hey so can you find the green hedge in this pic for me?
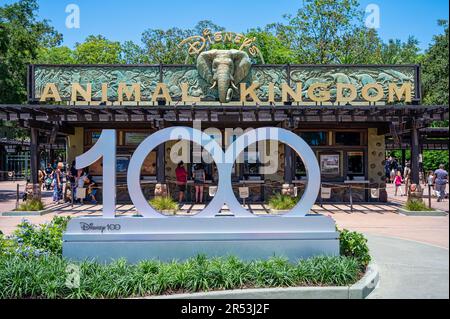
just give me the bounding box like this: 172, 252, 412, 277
2, 216, 71, 257
0, 254, 362, 299
0, 217, 371, 298
339, 229, 371, 270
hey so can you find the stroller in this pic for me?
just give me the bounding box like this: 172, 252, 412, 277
44, 175, 53, 190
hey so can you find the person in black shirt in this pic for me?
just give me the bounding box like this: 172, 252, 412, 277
84, 174, 98, 204
64, 161, 78, 203
45, 163, 53, 176
68, 161, 77, 184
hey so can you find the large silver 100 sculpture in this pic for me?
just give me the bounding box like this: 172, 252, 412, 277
66, 127, 338, 263
76, 127, 321, 218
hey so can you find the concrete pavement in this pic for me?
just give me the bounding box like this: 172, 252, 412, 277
325, 212, 449, 249
0, 180, 55, 213
366, 234, 449, 299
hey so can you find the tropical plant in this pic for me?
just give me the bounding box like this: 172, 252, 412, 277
149, 196, 178, 213
404, 199, 433, 212
17, 198, 44, 211
268, 193, 299, 210
388, 149, 448, 172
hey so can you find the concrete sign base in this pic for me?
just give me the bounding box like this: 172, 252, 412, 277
63, 215, 340, 263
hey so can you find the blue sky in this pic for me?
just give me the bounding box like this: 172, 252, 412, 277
1, 0, 448, 52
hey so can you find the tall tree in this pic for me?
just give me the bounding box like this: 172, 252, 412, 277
36, 46, 75, 64
422, 20, 449, 106
141, 27, 193, 64
378, 36, 421, 64
246, 28, 295, 64
0, 0, 61, 103
338, 27, 381, 64
74, 35, 122, 64
193, 20, 225, 36
121, 40, 147, 64
275, 0, 369, 63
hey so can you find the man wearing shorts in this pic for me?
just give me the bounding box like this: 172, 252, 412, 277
434, 164, 448, 202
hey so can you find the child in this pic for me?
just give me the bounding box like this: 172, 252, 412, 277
427, 171, 435, 186
394, 171, 404, 196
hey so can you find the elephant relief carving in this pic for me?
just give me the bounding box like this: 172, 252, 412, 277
197, 49, 251, 103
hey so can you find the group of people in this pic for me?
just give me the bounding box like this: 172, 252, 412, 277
67, 161, 98, 204
390, 159, 411, 197
38, 162, 64, 202
175, 161, 208, 204
387, 155, 448, 201
385, 156, 402, 185
37, 161, 97, 204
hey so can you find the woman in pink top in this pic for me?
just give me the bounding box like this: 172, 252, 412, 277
175, 161, 188, 204
394, 171, 404, 196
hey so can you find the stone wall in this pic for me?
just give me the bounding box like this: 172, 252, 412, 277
367, 128, 387, 201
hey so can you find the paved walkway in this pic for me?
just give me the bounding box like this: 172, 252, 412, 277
0, 202, 401, 235
325, 212, 449, 249
366, 234, 449, 299
0, 180, 55, 212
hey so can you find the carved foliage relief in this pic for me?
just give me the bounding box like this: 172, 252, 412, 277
33, 65, 416, 103
289, 66, 416, 101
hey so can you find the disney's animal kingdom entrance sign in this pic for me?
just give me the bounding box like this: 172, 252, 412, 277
31, 31, 419, 106
63, 127, 339, 262
33, 63, 418, 105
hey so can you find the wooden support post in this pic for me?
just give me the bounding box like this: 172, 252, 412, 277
30, 127, 41, 199
16, 183, 19, 210
411, 120, 420, 186
401, 149, 406, 173
428, 184, 432, 208
349, 185, 353, 213
284, 144, 294, 184
157, 143, 165, 183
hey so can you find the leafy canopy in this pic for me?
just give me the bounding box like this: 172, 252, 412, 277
0, 0, 61, 103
